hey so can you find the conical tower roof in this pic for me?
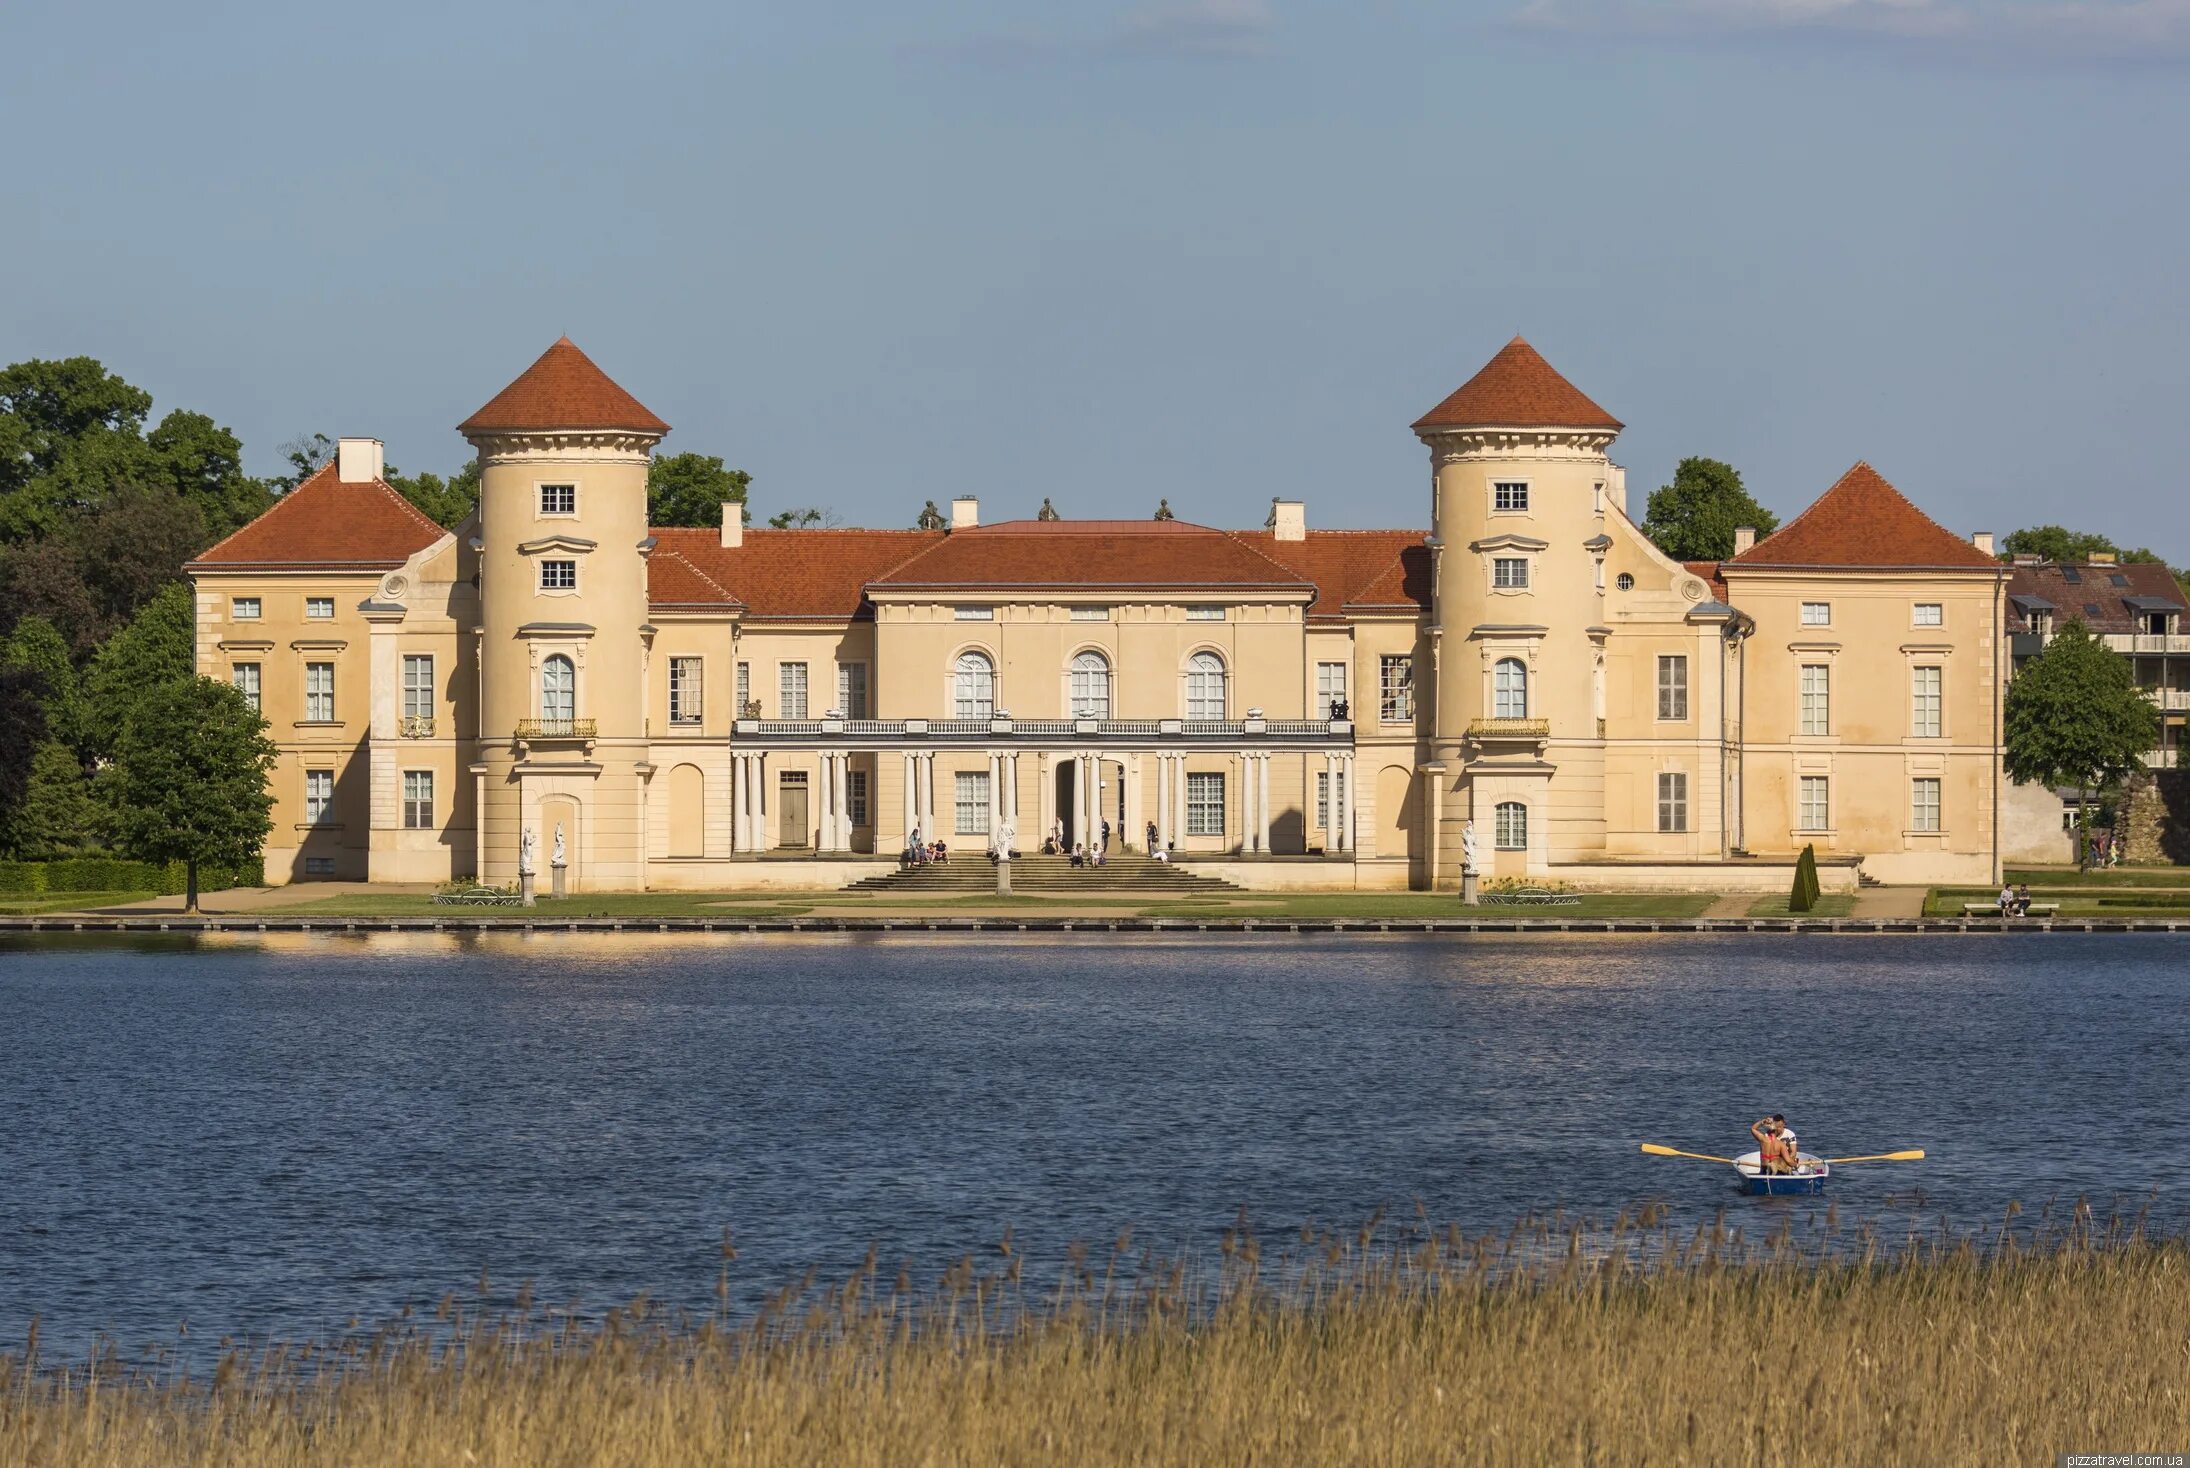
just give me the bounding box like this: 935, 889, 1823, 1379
1413, 336, 1622, 431
459, 337, 669, 436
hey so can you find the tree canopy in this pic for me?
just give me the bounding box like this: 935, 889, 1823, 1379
767, 506, 839, 529
2003, 618, 2160, 821
108, 675, 277, 910
1640, 457, 1779, 562
82, 582, 196, 757
386, 458, 480, 529
648, 453, 752, 528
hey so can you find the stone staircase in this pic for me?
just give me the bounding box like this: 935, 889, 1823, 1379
843, 850, 1240, 896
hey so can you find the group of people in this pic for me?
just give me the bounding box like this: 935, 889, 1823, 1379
2086, 827, 2125, 869
1749, 1114, 1806, 1175
899, 830, 950, 866
1995, 883, 2036, 916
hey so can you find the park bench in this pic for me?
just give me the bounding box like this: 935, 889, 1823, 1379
1480, 887, 1582, 907
433, 885, 524, 907
1959, 901, 2060, 917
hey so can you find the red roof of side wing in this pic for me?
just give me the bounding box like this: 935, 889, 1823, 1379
185, 462, 449, 571
1727, 463, 1999, 571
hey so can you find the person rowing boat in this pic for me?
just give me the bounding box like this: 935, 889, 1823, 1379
1750, 1113, 1801, 1174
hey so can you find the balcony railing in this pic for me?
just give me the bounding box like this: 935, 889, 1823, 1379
2148, 688, 2190, 711
1467, 717, 1552, 739
2103, 633, 2190, 654
729, 715, 1354, 744
513, 718, 597, 740
398, 714, 436, 738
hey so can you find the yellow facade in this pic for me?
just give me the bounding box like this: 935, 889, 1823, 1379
190, 338, 2007, 892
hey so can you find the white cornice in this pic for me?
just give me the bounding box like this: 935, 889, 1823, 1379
466, 430, 658, 463
1418, 427, 1618, 463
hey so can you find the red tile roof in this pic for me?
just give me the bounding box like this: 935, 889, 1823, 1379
868, 520, 1310, 594
648, 527, 943, 618
1238, 530, 1431, 617
459, 337, 669, 436
1413, 336, 1623, 432
1684, 560, 1729, 602
186, 462, 449, 572
1727, 462, 2000, 572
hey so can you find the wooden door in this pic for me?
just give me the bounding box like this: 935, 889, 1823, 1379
779, 774, 810, 849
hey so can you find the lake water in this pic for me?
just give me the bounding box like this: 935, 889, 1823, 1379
1, 932, 2184, 1358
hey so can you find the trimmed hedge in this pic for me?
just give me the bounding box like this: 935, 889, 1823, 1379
0, 856, 266, 896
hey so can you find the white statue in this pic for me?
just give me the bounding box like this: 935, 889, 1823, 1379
519, 827, 536, 877
551, 823, 567, 868
1461, 819, 1482, 876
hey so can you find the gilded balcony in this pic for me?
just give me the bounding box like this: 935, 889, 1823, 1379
398, 714, 436, 738
1467, 717, 1551, 740
514, 718, 597, 740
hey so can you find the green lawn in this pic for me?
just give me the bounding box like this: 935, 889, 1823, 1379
279, 892, 816, 918
1745, 892, 1858, 918
0, 891, 157, 916
1926, 884, 2190, 918
1159, 892, 1718, 921
2004, 867, 2190, 889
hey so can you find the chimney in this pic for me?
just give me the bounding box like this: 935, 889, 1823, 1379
1268, 497, 1306, 542
1732, 525, 1756, 556
951, 496, 979, 530
336, 437, 384, 484
2090, 550, 2116, 565
1971, 530, 1995, 557
720, 500, 743, 549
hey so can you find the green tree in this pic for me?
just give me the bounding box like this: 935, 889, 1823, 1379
0, 665, 43, 845
767, 506, 838, 528
107, 676, 276, 911
647, 453, 751, 528
146, 409, 267, 533
1641, 457, 1780, 562
2003, 618, 2161, 865
0, 357, 157, 540
1999, 526, 2122, 563
269, 432, 334, 493
1788, 843, 1821, 914
1, 616, 82, 750
82, 582, 195, 757
386, 458, 480, 529
6, 739, 99, 858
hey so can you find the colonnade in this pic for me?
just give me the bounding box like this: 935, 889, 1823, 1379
731, 751, 767, 852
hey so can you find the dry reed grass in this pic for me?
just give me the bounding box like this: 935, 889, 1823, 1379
5, 1209, 2185, 1467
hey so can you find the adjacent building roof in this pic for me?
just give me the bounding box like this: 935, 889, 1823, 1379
1684, 560, 1730, 603
1726, 462, 1999, 572
2004, 560, 2185, 634
1240, 529, 1432, 618
865, 520, 1311, 595
647, 528, 942, 618
1412, 336, 1623, 432
186, 462, 449, 572
459, 337, 670, 437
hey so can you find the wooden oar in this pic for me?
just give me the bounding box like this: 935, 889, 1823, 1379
1823, 1149, 1926, 1164
1640, 1143, 1737, 1164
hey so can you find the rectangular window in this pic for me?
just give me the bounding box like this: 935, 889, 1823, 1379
305, 662, 334, 722
836, 662, 868, 718
539, 483, 576, 515
953, 606, 993, 621
305, 597, 334, 620
1186, 772, 1225, 835
402, 655, 434, 721
1185, 606, 1225, 621
1798, 776, 1830, 831
669, 657, 703, 725
232, 597, 260, 620
1495, 802, 1528, 850
1316, 661, 1348, 719
1911, 777, 1941, 832
540, 560, 576, 591
1380, 655, 1414, 723
1069, 606, 1110, 621
1911, 665, 1942, 737
1799, 664, 1829, 736
1492, 557, 1530, 589
1316, 771, 1346, 831
778, 662, 809, 719
1913, 602, 1943, 627
736, 661, 752, 717
1492, 481, 1529, 512
232, 662, 261, 712
1800, 601, 1831, 626
955, 771, 991, 835
305, 769, 334, 824
1657, 655, 1689, 720
303, 856, 335, 877
848, 769, 869, 828
1657, 772, 1689, 833
402, 770, 433, 829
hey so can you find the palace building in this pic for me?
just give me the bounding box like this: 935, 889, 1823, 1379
186, 336, 2008, 891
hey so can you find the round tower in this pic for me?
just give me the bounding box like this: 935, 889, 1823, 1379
1412, 337, 1622, 885
460, 338, 669, 891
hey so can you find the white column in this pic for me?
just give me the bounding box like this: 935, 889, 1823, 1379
1341, 753, 1355, 853
1124, 754, 1140, 848
1005, 753, 1019, 843
1257, 754, 1272, 855
1037, 752, 1053, 850
902, 751, 917, 845
834, 753, 851, 852
1080, 753, 1095, 850
1173, 756, 1187, 848
1237, 752, 1252, 854
985, 752, 999, 847
1323, 752, 1338, 851
743, 754, 758, 853
730, 755, 745, 853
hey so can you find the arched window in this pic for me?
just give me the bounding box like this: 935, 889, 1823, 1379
1493, 658, 1528, 719
541, 655, 575, 723
1070, 651, 1111, 718
1495, 801, 1528, 851
954, 650, 994, 718
1185, 651, 1227, 721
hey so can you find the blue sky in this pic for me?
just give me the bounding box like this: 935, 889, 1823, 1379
5, 0, 2185, 554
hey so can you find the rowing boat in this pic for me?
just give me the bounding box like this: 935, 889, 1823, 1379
1733, 1150, 1829, 1196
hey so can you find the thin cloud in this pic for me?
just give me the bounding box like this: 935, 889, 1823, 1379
1511, 0, 2190, 63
